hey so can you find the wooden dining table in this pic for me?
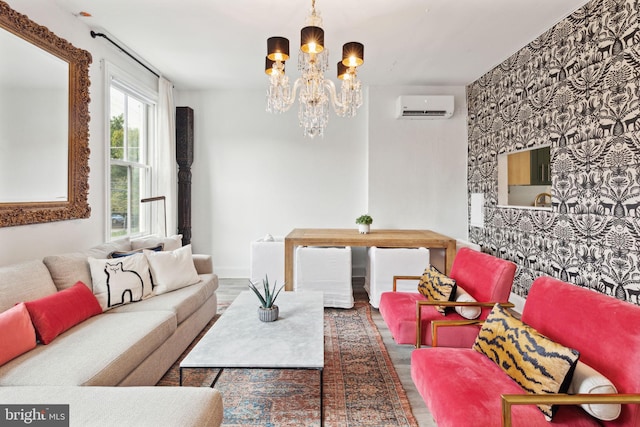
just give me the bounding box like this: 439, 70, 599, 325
284, 228, 457, 291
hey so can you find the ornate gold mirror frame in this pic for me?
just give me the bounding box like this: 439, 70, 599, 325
0, 1, 91, 227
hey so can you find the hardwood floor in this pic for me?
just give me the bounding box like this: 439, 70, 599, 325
216, 277, 437, 427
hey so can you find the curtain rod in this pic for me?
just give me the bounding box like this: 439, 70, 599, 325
90, 30, 160, 78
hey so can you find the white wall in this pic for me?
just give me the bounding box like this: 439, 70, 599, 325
367, 86, 469, 239
176, 89, 369, 277
0, 1, 469, 275
177, 85, 469, 278
0, 0, 156, 266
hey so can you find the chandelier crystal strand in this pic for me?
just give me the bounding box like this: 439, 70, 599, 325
298, 49, 329, 138
267, 62, 290, 113
264, 0, 364, 138
339, 74, 362, 118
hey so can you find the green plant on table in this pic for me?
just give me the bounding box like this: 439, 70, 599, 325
355, 214, 373, 225
248, 275, 284, 309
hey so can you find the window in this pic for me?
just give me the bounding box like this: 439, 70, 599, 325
108, 80, 155, 238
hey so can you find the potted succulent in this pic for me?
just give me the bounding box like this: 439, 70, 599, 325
356, 214, 373, 234
248, 275, 284, 322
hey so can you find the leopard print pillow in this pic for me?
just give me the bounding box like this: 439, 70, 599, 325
473, 304, 580, 420
417, 265, 457, 315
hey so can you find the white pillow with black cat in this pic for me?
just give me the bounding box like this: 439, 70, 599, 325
88, 253, 154, 311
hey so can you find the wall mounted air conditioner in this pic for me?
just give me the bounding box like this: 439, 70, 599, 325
396, 95, 454, 119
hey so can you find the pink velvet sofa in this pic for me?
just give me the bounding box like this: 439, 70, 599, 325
378, 247, 516, 347
411, 276, 640, 426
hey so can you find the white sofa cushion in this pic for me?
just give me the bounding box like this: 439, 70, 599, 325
0, 386, 223, 427
0, 260, 57, 313
85, 237, 132, 258
0, 311, 176, 386
43, 239, 132, 292
109, 275, 217, 324
132, 234, 183, 251
43, 253, 93, 291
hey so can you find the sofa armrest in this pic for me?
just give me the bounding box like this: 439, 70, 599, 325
192, 254, 213, 275
431, 319, 485, 347
415, 301, 514, 348
501, 393, 640, 427
392, 275, 421, 291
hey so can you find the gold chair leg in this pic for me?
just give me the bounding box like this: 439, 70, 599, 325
415, 303, 422, 348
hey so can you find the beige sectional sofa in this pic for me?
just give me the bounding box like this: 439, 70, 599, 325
0, 236, 223, 426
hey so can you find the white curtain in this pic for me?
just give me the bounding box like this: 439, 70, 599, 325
155, 77, 177, 236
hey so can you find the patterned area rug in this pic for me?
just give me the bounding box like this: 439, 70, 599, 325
157, 301, 418, 427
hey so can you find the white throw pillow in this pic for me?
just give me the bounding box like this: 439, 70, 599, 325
568, 361, 621, 421
88, 253, 154, 311
454, 287, 481, 319
132, 234, 183, 252
144, 244, 200, 295
86, 237, 131, 258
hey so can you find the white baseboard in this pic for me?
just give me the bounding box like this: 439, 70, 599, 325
216, 267, 249, 279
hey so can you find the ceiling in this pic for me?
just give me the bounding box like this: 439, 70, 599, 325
55, 0, 589, 91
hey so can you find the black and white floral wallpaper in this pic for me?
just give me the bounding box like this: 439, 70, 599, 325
467, 0, 640, 305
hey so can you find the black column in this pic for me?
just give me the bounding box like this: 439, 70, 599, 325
176, 106, 194, 245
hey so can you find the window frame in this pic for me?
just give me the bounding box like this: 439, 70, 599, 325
497, 144, 552, 210
104, 61, 158, 240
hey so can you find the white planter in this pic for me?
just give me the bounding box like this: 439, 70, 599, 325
258, 305, 279, 322
358, 224, 370, 234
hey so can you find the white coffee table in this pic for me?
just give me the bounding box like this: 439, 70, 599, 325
180, 290, 325, 424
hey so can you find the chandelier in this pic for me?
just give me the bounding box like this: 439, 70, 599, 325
264, 0, 365, 138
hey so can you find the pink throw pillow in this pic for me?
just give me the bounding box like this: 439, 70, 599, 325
25, 281, 102, 344
0, 303, 36, 365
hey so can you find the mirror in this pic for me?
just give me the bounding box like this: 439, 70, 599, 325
0, 1, 91, 227
498, 145, 552, 208
0, 28, 68, 202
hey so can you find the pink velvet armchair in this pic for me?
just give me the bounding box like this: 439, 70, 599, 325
378, 247, 516, 347
411, 277, 640, 426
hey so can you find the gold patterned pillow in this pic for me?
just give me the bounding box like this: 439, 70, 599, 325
417, 265, 457, 315
473, 304, 580, 420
